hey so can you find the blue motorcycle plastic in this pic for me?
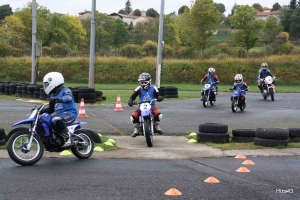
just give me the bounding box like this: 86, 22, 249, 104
230, 88, 246, 112
7, 104, 94, 166
201, 82, 216, 107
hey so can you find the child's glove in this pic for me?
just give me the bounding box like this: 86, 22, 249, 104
128, 99, 133, 107
157, 96, 163, 102
49, 98, 60, 105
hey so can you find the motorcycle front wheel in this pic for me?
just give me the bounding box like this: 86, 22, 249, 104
144, 118, 153, 147
231, 99, 238, 112
203, 94, 208, 107
71, 129, 94, 159
7, 130, 44, 166
269, 88, 274, 101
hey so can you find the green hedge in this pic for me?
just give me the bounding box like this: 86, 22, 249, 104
0, 55, 300, 85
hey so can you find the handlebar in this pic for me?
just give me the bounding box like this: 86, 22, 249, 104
133, 99, 157, 105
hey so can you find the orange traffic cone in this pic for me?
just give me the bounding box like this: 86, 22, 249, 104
236, 167, 250, 173
204, 176, 220, 184
78, 98, 88, 118
164, 188, 182, 196
235, 154, 246, 159
114, 94, 124, 112
242, 160, 255, 165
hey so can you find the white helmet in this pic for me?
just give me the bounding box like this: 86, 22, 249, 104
43, 72, 64, 95
208, 68, 215, 76
234, 74, 243, 85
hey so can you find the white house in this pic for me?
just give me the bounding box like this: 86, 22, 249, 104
132, 16, 155, 26
108, 13, 139, 25
78, 11, 91, 20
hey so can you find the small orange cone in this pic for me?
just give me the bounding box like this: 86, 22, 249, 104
236, 167, 250, 173
204, 176, 220, 184
242, 160, 255, 165
164, 188, 182, 196
78, 98, 88, 118
235, 154, 246, 159
114, 94, 124, 112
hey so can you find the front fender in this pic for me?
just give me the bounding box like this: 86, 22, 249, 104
12, 118, 35, 127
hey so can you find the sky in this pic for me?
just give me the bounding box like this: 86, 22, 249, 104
1, 0, 291, 16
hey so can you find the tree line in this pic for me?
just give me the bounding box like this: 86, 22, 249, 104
0, 0, 299, 58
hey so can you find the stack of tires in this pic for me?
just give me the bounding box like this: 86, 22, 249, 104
164, 86, 178, 98
0, 82, 8, 95
0, 128, 6, 146
27, 84, 37, 99
95, 90, 105, 101
78, 87, 96, 104
197, 123, 229, 143
254, 128, 289, 147
8, 83, 17, 95
34, 85, 43, 99
22, 84, 28, 98
288, 128, 300, 143
232, 129, 256, 142
39, 88, 48, 100
158, 87, 165, 97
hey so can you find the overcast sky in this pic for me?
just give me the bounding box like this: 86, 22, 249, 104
1, 0, 290, 16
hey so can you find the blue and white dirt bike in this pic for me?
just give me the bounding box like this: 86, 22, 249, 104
133, 99, 157, 147
229, 88, 247, 113
7, 104, 94, 166
201, 82, 216, 107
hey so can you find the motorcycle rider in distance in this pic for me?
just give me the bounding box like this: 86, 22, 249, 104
257, 62, 276, 93
230, 74, 249, 102
200, 68, 220, 101
40, 72, 78, 147
128, 72, 164, 137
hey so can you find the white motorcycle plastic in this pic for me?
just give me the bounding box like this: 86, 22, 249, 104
261, 76, 276, 101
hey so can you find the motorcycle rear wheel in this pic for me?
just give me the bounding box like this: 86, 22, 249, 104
7, 130, 44, 166
144, 118, 153, 147
71, 129, 94, 159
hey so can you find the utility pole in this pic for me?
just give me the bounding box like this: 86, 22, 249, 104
88, 0, 96, 88
31, 0, 37, 84
155, 0, 165, 88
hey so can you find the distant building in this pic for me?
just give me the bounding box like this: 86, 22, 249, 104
108, 13, 139, 25
132, 16, 155, 26
256, 7, 281, 20
79, 10, 91, 20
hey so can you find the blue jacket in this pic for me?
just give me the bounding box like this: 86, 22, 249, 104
233, 82, 248, 95
258, 69, 274, 80
50, 87, 78, 119
129, 85, 159, 106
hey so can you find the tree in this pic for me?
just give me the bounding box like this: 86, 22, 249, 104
215, 3, 226, 13
230, 5, 265, 57
179, 0, 221, 54
289, 0, 297, 9
280, 5, 294, 32
124, 0, 132, 14
178, 5, 190, 14
133, 9, 141, 16
289, 7, 300, 36
0, 4, 13, 21
252, 3, 264, 12
146, 8, 159, 18
118, 9, 126, 14
272, 3, 282, 11
263, 16, 283, 43
168, 11, 177, 16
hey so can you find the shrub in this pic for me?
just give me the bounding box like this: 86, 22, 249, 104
163, 44, 175, 58
142, 40, 157, 57
50, 43, 70, 57
120, 44, 142, 58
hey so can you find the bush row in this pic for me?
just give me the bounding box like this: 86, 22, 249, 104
1, 55, 300, 85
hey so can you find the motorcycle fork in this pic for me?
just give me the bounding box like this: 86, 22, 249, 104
26, 118, 39, 150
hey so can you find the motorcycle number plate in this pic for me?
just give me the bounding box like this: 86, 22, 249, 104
205, 84, 210, 88
140, 103, 151, 111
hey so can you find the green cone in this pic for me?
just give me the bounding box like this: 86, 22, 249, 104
189, 132, 197, 136
60, 150, 72, 156
104, 141, 114, 146
98, 133, 102, 137
107, 139, 116, 144
188, 139, 197, 143
94, 146, 104, 152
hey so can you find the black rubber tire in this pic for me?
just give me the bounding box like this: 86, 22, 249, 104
81, 129, 102, 143
199, 123, 228, 133
164, 95, 178, 98
164, 86, 178, 91
81, 98, 96, 104
27, 84, 37, 91
165, 91, 178, 95
78, 93, 96, 99
144, 118, 153, 147
71, 129, 94, 159
0, 128, 6, 140
100, 96, 106, 100
256, 128, 289, 140
232, 136, 255, 142
291, 137, 300, 142
95, 90, 103, 97
254, 137, 288, 147
6, 127, 28, 142
158, 87, 165, 92
197, 132, 229, 143
288, 128, 300, 138
0, 139, 5, 146
269, 88, 274, 101
78, 88, 95, 93
7, 130, 44, 166
232, 129, 256, 137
